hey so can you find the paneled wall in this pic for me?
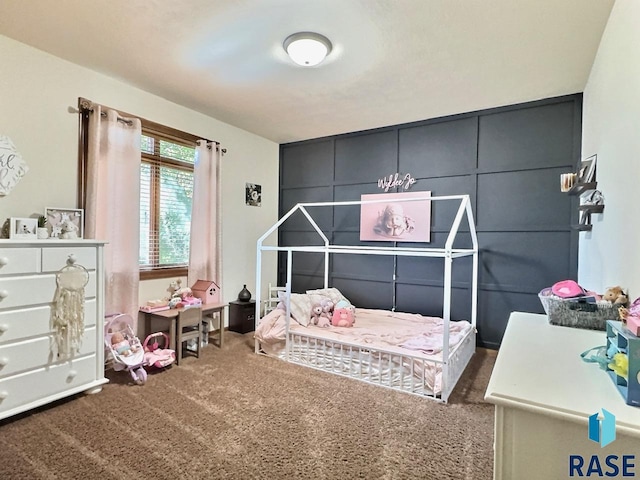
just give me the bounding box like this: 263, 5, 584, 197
279, 95, 581, 348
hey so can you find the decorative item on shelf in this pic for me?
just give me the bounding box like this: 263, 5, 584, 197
9, 217, 37, 239
45, 207, 84, 239
36, 215, 48, 239
560, 173, 576, 192
237, 284, 252, 302
578, 154, 597, 184
583, 190, 605, 206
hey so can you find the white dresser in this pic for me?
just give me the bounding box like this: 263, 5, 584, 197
485, 312, 640, 480
0, 240, 108, 420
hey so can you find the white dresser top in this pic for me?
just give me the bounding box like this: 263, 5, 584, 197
485, 311, 640, 437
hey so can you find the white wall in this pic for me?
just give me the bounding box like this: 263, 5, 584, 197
0, 35, 279, 320
580, 0, 640, 298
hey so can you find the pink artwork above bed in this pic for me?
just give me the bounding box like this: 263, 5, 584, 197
360, 191, 431, 242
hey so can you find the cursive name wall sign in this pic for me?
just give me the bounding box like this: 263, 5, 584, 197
0, 135, 29, 196
377, 173, 416, 192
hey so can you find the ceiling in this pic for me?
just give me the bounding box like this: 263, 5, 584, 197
0, 0, 614, 144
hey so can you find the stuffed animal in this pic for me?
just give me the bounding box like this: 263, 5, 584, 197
320, 298, 334, 321
603, 286, 629, 306
59, 219, 79, 239
332, 307, 355, 327
310, 304, 323, 326
335, 299, 356, 323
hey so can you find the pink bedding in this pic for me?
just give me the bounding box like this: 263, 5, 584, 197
255, 307, 472, 359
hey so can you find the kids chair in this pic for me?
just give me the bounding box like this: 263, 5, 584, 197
175, 306, 202, 365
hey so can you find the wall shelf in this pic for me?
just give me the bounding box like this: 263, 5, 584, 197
578, 204, 604, 214
568, 182, 597, 196
565, 180, 603, 231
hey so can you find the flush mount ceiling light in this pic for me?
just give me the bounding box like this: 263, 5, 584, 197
283, 32, 332, 67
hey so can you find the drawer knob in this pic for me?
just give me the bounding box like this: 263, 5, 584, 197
0, 257, 8, 266
0, 391, 7, 400
0, 290, 8, 299
67, 254, 77, 265
68, 370, 78, 379
0, 357, 7, 367
0, 324, 8, 333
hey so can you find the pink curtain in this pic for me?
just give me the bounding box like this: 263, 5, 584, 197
85, 107, 142, 321
188, 140, 222, 290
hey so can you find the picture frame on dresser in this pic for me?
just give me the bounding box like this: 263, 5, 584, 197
45, 207, 84, 239
9, 217, 37, 239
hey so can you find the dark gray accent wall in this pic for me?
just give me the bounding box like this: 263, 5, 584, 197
278, 95, 581, 349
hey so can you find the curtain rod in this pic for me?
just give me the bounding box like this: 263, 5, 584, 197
77, 97, 226, 154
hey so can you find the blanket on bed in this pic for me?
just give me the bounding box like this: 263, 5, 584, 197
255, 307, 472, 358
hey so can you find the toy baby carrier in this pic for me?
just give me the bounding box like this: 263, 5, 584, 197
104, 313, 147, 385
143, 332, 176, 369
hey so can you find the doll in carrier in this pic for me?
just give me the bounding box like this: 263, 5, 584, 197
104, 313, 147, 385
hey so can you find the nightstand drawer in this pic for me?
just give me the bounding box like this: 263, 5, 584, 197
0, 248, 41, 275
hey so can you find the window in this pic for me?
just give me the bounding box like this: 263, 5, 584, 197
139, 130, 196, 279
77, 100, 202, 280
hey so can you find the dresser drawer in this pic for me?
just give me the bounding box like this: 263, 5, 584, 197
0, 326, 97, 378
0, 300, 97, 344
0, 355, 97, 415
0, 248, 41, 275
0, 272, 96, 310
42, 247, 96, 272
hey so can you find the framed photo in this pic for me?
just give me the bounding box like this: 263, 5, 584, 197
45, 207, 84, 239
9, 217, 37, 239
360, 191, 431, 242
578, 155, 597, 184
246, 183, 262, 207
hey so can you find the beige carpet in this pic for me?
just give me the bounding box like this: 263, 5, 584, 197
0, 333, 496, 479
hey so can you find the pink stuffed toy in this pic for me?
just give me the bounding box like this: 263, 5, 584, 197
331, 307, 355, 327
310, 303, 330, 328
320, 298, 334, 321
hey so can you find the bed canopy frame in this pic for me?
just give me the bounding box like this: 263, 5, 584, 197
254, 194, 478, 402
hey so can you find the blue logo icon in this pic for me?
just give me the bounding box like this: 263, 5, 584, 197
588, 408, 616, 447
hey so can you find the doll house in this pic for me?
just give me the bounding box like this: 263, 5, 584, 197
191, 280, 221, 305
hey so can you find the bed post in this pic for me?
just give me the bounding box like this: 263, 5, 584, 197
255, 240, 262, 354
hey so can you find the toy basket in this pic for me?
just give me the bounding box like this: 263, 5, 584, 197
538, 288, 620, 330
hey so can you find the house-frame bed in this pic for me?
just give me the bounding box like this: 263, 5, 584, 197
254, 194, 478, 403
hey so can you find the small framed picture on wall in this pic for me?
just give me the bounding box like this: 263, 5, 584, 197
246, 183, 262, 207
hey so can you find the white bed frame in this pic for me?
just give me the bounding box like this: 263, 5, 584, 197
254, 194, 478, 403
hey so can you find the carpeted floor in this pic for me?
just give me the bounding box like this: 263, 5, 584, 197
0, 332, 496, 479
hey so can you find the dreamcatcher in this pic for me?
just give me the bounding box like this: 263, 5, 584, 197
51, 255, 89, 357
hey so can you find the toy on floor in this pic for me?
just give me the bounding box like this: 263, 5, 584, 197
105, 314, 147, 385
143, 332, 176, 369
